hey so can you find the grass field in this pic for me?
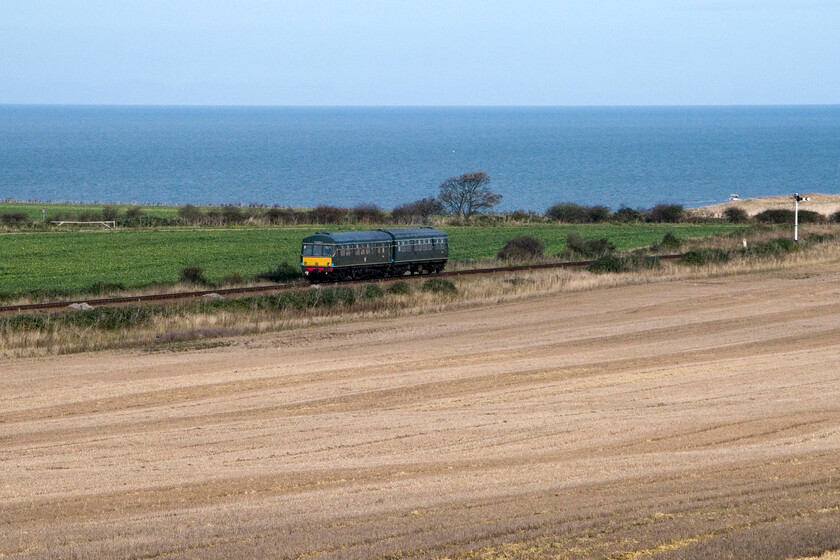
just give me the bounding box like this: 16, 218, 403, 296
0, 224, 745, 298
0, 201, 182, 220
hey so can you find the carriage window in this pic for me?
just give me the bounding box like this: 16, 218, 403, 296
302, 244, 314, 256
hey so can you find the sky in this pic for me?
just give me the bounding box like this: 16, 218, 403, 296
1, 0, 838, 106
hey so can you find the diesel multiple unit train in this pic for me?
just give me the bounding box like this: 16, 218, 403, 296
300, 227, 448, 281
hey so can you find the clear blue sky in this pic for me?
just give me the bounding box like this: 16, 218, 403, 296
1, 0, 838, 106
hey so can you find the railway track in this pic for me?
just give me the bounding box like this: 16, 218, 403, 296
0, 254, 684, 315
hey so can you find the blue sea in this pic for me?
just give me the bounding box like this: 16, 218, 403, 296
1, 105, 838, 211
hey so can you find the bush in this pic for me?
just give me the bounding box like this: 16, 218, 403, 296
309, 205, 349, 224
179, 266, 207, 285
723, 207, 749, 223
613, 206, 645, 223
361, 284, 385, 300
101, 205, 121, 221
830, 211, 840, 224
680, 248, 730, 265
178, 204, 205, 224
659, 232, 681, 251
124, 206, 144, 221
647, 203, 684, 223
78, 210, 101, 222
392, 198, 443, 224
742, 237, 797, 257
564, 234, 615, 259
255, 263, 302, 282
352, 204, 386, 224
588, 254, 660, 274
422, 278, 457, 295
386, 281, 411, 295
587, 205, 613, 223
753, 209, 793, 224
265, 207, 300, 225
546, 202, 590, 223
221, 205, 245, 224
497, 236, 545, 260
1, 212, 31, 225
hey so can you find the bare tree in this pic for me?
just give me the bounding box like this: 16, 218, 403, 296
438, 171, 501, 218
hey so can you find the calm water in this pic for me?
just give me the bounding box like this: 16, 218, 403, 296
1, 105, 838, 211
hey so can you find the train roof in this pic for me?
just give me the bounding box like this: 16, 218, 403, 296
302, 230, 392, 244
302, 227, 446, 244
382, 227, 447, 240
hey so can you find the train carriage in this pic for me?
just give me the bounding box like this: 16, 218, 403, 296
301, 227, 447, 282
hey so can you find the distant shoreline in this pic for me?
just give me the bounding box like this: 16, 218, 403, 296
688, 193, 840, 218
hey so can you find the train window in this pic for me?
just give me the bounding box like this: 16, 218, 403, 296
302, 244, 314, 256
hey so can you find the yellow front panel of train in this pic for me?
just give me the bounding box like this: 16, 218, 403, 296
302, 257, 332, 267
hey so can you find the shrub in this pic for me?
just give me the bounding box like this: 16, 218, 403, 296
221, 205, 245, 224
386, 281, 411, 295
1, 212, 31, 225
422, 278, 457, 295
587, 205, 613, 223
497, 236, 545, 260
830, 210, 840, 224
178, 204, 205, 224
320, 286, 356, 307
179, 266, 207, 285
362, 284, 385, 300
101, 205, 121, 221
613, 206, 645, 223
647, 203, 684, 223
564, 234, 615, 259
392, 198, 443, 224
743, 237, 797, 257
309, 205, 349, 224
255, 263, 302, 282
753, 209, 793, 224
352, 204, 386, 224
265, 207, 300, 225
680, 248, 730, 265
588, 254, 660, 274
546, 202, 590, 223
723, 207, 749, 223
78, 210, 101, 222
797, 210, 825, 224
124, 206, 144, 221
659, 232, 681, 251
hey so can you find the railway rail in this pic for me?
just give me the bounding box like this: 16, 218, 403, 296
0, 254, 684, 316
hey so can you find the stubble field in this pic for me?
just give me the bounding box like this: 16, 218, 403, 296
2, 265, 840, 559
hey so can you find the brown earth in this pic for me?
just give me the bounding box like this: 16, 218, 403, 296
2, 267, 840, 559
689, 192, 840, 218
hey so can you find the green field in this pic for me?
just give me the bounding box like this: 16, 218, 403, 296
1, 201, 182, 221
0, 224, 744, 298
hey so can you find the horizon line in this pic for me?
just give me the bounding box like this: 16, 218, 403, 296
2, 102, 839, 109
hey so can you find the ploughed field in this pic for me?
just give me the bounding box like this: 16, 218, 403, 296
2, 267, 840, 559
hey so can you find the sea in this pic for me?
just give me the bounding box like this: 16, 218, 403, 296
1, 105, 838, 212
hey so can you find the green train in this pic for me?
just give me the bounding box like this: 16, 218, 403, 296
300, 227, 448, 282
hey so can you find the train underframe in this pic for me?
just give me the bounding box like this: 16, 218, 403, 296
305, 260, 447, 283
